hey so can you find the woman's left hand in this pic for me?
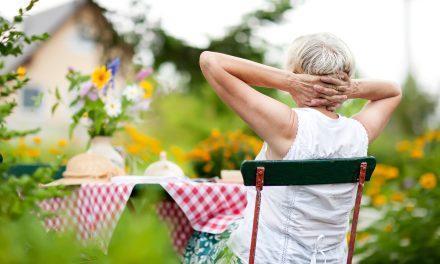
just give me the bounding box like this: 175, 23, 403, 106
289, 73, 350, 110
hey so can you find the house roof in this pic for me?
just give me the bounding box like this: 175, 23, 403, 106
2, 0, 131, 73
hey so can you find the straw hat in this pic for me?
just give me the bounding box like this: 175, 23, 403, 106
144, 151, 185, 178
43, 153, 124, 187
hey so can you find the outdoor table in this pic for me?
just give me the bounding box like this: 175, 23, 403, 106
39, 176, 247, 253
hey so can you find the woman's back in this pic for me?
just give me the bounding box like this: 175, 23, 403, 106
228, 107, 369, 264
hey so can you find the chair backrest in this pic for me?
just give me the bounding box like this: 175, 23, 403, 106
241, 156, 376, 186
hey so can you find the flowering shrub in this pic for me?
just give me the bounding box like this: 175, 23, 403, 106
0, 1, 71, 228
53, 61, 155, 138
187, 130, 262, 178
122, 125, 162, 173
358, 129, 440, 262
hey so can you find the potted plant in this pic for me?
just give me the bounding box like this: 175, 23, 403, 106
53, 59, 155, 168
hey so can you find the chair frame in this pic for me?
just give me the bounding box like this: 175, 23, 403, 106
241, 158, 374, 264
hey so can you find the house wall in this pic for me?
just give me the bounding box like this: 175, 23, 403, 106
7, 5, 112, 148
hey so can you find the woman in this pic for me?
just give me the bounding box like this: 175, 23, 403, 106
184, 33, 401, 263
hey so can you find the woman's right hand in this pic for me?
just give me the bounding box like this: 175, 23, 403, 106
287, 73, 349, 110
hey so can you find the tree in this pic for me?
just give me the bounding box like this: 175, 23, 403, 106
393, 74, 438, 136
112, 0, 292, 89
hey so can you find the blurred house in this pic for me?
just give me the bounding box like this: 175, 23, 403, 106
4, 0, 133, 143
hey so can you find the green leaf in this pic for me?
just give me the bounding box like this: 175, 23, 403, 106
55, 86, 61, 100
51, 102, 59, 114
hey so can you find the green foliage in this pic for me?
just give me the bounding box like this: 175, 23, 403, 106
392, 74, 437, 136
0, 164, 67, 221
358, 131, 440, 263
0, 0, 74, 255
0, 0, 48, 141
0, 191, 179, 263
117, 0, 291, 89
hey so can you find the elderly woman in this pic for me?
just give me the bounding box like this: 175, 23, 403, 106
184, 33, 401, 264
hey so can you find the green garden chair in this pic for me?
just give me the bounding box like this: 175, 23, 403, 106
240, 157, 376, 264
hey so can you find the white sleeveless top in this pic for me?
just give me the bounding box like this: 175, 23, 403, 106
228, 108, 369, 264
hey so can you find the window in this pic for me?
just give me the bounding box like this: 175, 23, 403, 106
69, 22, 95, 53
22, 86, 42, 110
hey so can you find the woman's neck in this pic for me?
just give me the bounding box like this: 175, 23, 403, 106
308, 106, 339, 119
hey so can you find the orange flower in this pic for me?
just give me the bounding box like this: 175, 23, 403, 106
211, 129, 221, 138
419, 173, 437, 189
410, 149, 423, 159
127, 144, 141, 154
203, 163, 213, 173
391, 192, 404, 202
385, 167, 399, 179
396, 140, 411, 152
372, 194, 387, 207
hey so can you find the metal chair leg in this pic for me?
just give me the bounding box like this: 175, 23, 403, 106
249, 167, 265, 264
347, 162, 367, 264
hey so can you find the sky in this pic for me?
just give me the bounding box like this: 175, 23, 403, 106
1, 0, 440, 94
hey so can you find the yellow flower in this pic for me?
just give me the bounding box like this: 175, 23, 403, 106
419, 173, 437, 189
384, 224, 393, 233
33, 136, 42, 145
18, 137, 26, 148
396, 140, 411, 152
16, 66, 26, 77
49, 148, 61, 155
385, 167, 399, 179
372, 194, 387, 207
414, 137, 425, 148
410, 148, 424, 159
391, 192, 404, 202
91, 66, 111, 89
366, 184, 380, 196
26, 148, 40, 158
57, 139, 68, 148
140, 80, 154, 98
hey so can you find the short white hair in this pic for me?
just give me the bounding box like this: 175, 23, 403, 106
286, 33, 355, 77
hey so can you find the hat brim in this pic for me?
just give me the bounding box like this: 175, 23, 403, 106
41, 177, 109, 187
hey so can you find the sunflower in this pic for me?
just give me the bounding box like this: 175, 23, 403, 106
91, 66, 111, 89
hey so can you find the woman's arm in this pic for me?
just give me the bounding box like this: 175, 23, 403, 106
199, 51, 347, 158
322, 77, 402, 143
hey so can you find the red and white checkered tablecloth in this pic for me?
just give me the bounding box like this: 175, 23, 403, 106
156, 200, 195, 254
162, 181, 247, 234
40, 183, 134, 250
40, 179, 247, 252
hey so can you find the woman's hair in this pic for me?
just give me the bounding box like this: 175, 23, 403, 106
286, 33, 355, 77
